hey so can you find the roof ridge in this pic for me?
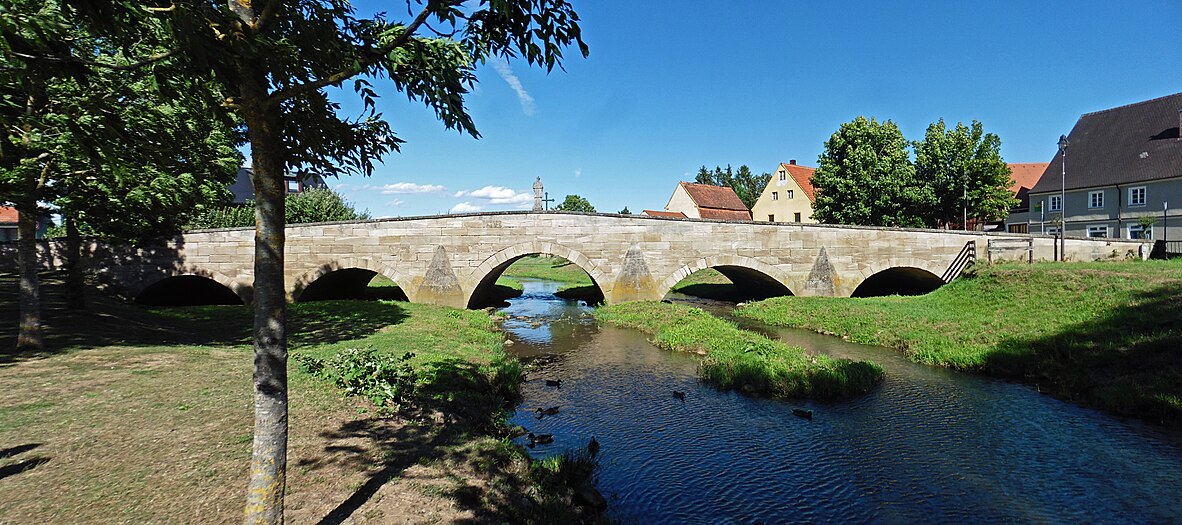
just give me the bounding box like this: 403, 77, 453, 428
1079, 91, 1182, 117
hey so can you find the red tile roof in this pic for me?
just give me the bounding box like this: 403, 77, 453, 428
698, 208, 754, 221
1007, 163, 1048, 194
679, 182, 748, 211
642, 210, 687, 218
780, 163, 818, 202
0, 207, 18, 224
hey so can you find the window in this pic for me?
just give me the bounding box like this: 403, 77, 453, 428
1049, 195, 1062, 212
793, 212, 802, 222
767, 214, 774, 222
1128, 224, 1148, 239
286, 179, 300, 192
1087, 225, 1108, 238
1089, 190, 1104, 209
1008, 223, 1028, 233
779, 171, 786, 182
786, 190, 794, 199
772, 191, 778, 201
1129, 186, 1146, 207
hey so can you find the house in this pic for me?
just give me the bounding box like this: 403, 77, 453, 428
641, 210, 688, 218
750, 160, 817, 223
1027, 92, 1182, 239
229, 167, 329, 204
1002, 163, 1049, 233
663, 182, 752, 220
0, 206, 52, 240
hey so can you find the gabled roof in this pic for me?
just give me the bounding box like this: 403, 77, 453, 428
1007, 163, 1048, 211
1029, 92, 1182, 193
0, 206, 18, 224
679, 182, 747, 211
642, 210, 687, 218
779, 162, 817, 202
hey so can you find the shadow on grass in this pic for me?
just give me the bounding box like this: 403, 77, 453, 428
0, 271, 406, 364
988, 283, 1182, 426
308, 356, 531, 524
0, 456, 50, 480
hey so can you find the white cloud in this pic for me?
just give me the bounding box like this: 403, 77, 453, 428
574, 168, 582, 178
377, 182, 446, 194
454, 185, 532, 205
491, 59, 536, 116
450, 202, 482, 213
386, 199, 405, 207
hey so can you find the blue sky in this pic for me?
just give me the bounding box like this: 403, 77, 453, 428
314, 0, 1182, 218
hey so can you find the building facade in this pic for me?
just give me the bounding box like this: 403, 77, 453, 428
229, 167, 329, 204
663, 182, 752, 220
750, 160, 817, 223
1027, 92, 1182, 240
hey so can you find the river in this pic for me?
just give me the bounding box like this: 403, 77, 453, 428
502, 278, 1182, 524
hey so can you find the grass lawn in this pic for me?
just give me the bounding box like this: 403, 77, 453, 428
736, 260, 1182, 426
0, 272, 599, 523
501, 255, 594, 288
595, 301, 882, 399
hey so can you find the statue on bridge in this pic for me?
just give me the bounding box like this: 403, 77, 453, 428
533, 177, 544, 211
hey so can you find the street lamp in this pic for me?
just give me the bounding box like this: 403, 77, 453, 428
962, 173, 968, 231
1058, 134, 1069, 260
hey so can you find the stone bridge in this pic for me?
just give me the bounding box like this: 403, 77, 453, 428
6, 212, 1149, 307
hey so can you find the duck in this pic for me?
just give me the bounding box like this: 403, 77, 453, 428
587, 436, 600, 457
528, 433, 554, 446
545, 379, 562, 388
672, 390, 686, 402
535, 406, 561, 419
792, 408, 813, 420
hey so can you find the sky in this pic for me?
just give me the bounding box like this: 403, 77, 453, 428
300, 0, 1182, 218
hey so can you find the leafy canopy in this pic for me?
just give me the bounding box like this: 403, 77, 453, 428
913, 119, 1016, 227
694, 164, 769, 210
555, 194, 595, 212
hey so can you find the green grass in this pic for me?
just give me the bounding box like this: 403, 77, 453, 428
502, 255, 595, 288
736, 260, 1182, 426
595, 301, 882, 399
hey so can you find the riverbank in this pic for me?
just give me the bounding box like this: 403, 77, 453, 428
736, 260, 1182, 427
0, 272, 600, 523
595, 301, 882, 399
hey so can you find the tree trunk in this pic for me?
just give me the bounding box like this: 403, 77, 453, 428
241, 83, 289, 525
64, 212, 84, 309
15, 196, 43, 351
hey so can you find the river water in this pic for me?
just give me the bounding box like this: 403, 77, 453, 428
502, 279, 1182, 524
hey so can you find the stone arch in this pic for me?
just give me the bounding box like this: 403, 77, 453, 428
135, 266, 251, 305
465, 241, 611, 308
288, 257, 406, 302
849, 261, 947, 298
657, 255, 795, 299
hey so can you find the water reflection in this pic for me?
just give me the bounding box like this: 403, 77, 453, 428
504, 280, 1182, 524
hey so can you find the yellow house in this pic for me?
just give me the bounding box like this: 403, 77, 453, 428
750, 160, 817, 223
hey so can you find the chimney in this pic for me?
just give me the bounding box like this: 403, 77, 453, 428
789, 159, 797, 165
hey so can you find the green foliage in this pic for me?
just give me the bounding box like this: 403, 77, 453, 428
297, 348, 417, 414
554, 194, 595, 212
737, 260, 1182, 425
913, 119, 1017, 227
187, 188, 369, 229
618, 206, 631, 214
811, 116, 930, 227
694, 164, 769, 210
596, 302, 882, 399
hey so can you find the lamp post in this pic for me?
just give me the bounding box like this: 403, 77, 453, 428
1058, 134, 1069, 260
962, 173, 968, 231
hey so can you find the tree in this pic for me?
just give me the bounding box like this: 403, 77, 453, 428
60, 2, 586, 522
913, 119, 1016, 229
618, 206, 631, 214
0, 1, 239, 340
810, 116, 932, 227
556, 194, 595, 212
187, 188, 370, 229
693, 164, 769, 209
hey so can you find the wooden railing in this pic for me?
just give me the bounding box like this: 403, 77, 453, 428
941, 240, 976, 283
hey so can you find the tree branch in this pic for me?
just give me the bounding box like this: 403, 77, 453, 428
11, 48, 182, 71
264, 2, 448, 105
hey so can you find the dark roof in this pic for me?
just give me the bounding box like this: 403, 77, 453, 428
679, 182, 749, 211
1029, 92, 1182, 194
642, 210, 687, 218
